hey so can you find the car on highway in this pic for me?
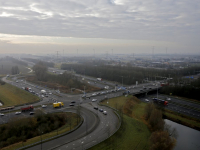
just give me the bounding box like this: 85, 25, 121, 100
71, 101, 76, 103
49, 92, 52, 95
31, 91, 35, 94
69, 104, 74, 106
0, 113, 4, 116
15, 112, 21, 115
99, 109, 103, 112
30, 112, 35, 115
42, 105, 47, 108
16, 80, 18, 83
82, 95, 86, 98
103, 111, 107, 115
92, 93, 97, 96
167, 97, 171, 100
145, 99, 149, 102
41, 95, 44, 98
22, 87, 25, 90
92, 99, 97, 102
94, 106, 98, 110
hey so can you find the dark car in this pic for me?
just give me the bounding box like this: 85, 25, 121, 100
30, 112, 35, 115
94, 106, 98, 110
71, 101, 76, 103
99, 109, 103, 112
69, 104, 74, 106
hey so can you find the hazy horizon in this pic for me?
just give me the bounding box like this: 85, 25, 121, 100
0, 0, 199, 54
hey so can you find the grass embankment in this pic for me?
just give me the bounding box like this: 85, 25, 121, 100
90, 96, 151, 150
163, 109, 200, 130
0, 83, 40, 107
2, 112, 81, 150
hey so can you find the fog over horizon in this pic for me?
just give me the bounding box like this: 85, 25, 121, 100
0, 0, 199, 54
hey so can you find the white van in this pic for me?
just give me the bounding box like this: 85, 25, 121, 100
103, 111, 107, 115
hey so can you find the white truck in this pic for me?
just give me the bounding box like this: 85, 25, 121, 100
97, 78, 102, 81
41, 90, 46, 94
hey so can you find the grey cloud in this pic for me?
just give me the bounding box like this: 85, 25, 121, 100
0, 0, 199, 52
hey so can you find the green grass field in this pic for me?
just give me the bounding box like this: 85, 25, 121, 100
0, 60, 29, 75
0, 83, 39, 107
164, 110, 200, 129
101, 96, 147, 120
90, 115, 150, 150
90, 96, 150, 150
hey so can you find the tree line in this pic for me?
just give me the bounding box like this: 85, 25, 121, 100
11, 66, 20, 75
61, 63, 200, 85
22, 58, 55, 67
32, 62, 90, 90
160, 78, 200, 100
0, 56, 28, 66
145, 103, 177, 150
0, 112, 69, 149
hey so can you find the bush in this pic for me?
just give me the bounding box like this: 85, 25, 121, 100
144, 102, 155, 120
0, 79, 5, 85
0, 112, 69, 149
148, 109, 164, 131
150, 131, 176, 150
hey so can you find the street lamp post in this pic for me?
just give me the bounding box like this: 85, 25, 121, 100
82, 141, 84, 150
38, 129, 43, 150
122, 76, 123, 87
157, 84, 158, 99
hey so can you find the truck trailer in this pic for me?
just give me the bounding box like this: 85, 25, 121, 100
53, 102, 64, 108
21, 105, 34, 112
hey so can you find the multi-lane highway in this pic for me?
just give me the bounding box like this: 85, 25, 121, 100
1, 59, 200, 150
140, 94, 200, 119
1, 75, 121, 150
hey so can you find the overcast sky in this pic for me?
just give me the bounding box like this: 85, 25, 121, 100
0, 0, 199, 54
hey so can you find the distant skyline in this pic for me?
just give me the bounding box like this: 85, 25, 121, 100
0, 0, 200, 54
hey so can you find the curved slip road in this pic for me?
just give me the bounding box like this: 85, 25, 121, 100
50, 103, 120, 150
25, 104, 99, 150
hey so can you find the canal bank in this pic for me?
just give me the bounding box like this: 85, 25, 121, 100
165, 119, 200, 150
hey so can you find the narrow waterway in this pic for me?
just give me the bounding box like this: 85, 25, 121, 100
165, 119, 200, 150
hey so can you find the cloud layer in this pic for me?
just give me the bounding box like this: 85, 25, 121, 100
0, 0, 199, 53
